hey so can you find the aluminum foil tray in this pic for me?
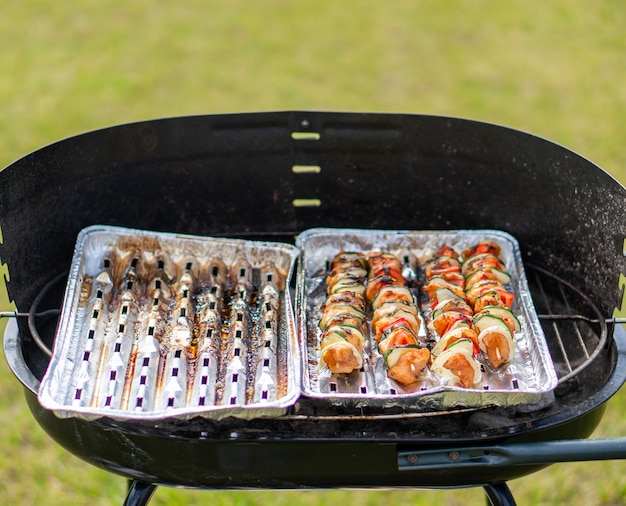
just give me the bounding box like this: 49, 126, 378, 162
39, 225, 300, 421
295, 228, 558, 410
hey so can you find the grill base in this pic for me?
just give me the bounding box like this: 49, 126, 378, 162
8, 317, 623, 491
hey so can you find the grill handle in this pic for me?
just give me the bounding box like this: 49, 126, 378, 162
398, 438, 626, 471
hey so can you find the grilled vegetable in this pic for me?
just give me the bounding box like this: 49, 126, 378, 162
473, 313, 515, 368
370, 285, 415, 311
461, 242, 517, 367
371, 304, 421, 341
431, 342, 482, 388
368, 251, 429, 385
318, 251, 368, 374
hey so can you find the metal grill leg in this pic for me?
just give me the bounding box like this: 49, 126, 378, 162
124, 480, 157, 506
484, 482, 516, 506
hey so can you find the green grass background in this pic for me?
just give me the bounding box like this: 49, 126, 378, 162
1, 1, 625, 504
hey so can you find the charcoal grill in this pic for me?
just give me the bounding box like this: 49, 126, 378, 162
1, 111, 626, 506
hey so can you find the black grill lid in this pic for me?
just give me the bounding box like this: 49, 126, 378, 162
1, 112, 623, 322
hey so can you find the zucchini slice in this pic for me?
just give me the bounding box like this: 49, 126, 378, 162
473, 313, 513, 338
383, 343, 420, 368
476, 306, 521, 333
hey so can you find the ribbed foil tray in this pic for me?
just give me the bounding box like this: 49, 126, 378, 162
38, 226, 300, 421
295, 228, 558, 410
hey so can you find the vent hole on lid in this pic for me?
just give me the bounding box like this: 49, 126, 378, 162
143, 357, 150, 367
110, 370, 117, 381
82, 351, 90, 361
92, 309, 99, 319
483, 385, 490, 390
329, 382, 337, 392
203, 357, 210, 367
88, 329, 95, 339
292, 198, 322, 208
201, 376, 208, 385
240, 268, 246, 278
198, 396, 206, 406
212, 266, 219, 276
360, 386, 367, 394
263, 358, 270, 367
292, 164, 322, 174
186, 262, 193, 270
261, 390, 269, 399
131, 258, 139, 267
114, 342, 121, 353
136, 398, 143, 408
158, 260, 164, 269
180, 308, 186, 317
172, 368, 179, 377
512, 379, 519, 389
148, 326, 155, 336
96, 290, 103, 299
232, 373, 239, 383
105, 396, 112, 406
155, 280, 161, 289
183, 289, 189, 298
234, 348, 241, 357
174, 350, 182, 358
103, 259, 110, 268
118, 324, 125, 333
230, 396, 237, 405
167, 397, 175, 407
153, 298, 159, 306
291, 131, 320, 140
390, 388, 397, 395
122, 305, 128, 315
140, 375, 147, 385
74, 389, 82, 400
236, 330, 242, 339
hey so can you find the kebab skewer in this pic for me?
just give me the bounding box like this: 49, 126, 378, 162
318, 252, 368, 374
425, 241, 518, 383
462, 241, 518, 368
367, 252, 430, 385
424, 245, 482, 388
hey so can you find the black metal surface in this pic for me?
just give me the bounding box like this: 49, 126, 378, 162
397, 436, 626, 471
8, 321, 622, 489
1, 112, 626, 492
1, 112, 624, 322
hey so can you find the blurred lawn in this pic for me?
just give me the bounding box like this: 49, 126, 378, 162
1, 1, 625, 505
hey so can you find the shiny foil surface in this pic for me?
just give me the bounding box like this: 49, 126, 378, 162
295, 228, 558, 411
38, 226, 300, 421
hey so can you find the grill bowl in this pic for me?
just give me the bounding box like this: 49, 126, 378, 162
2, 111, 625, 489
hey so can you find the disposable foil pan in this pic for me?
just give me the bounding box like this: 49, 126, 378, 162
38, 225, 300, 421
295, 228, 558, 410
